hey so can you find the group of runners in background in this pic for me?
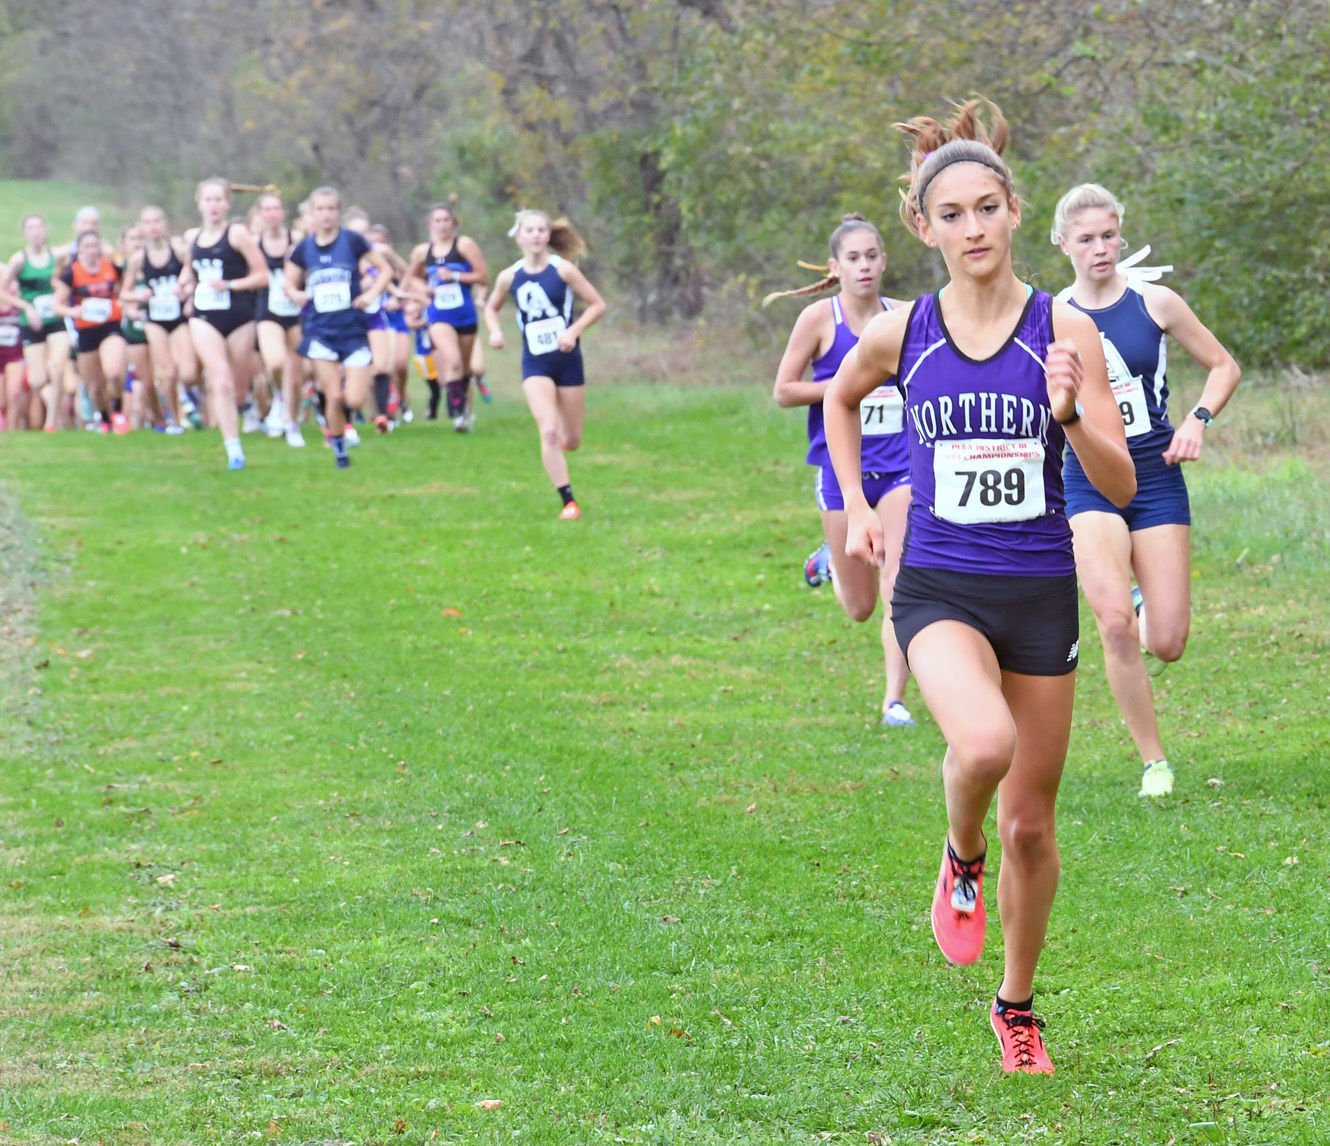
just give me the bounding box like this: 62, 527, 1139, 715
0, 184, 605, 514
770, 98, 1239, 1074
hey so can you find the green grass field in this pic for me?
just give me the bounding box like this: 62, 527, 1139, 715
0, 180, 139, 249
1, 342, 1327, 1145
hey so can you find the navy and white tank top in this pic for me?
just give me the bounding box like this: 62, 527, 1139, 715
191, 226, 253, 315
1065, 285, 1171, 464
510, 255, 576, 358
805, 295, 906, 475
288, 227, 372, 342
426, 239, 477, 326
897, 289, 1072, 577
142, 243, 184, 325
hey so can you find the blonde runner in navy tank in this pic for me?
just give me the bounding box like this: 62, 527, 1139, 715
1051, 182, 1240, 797
483, 210, 607, 519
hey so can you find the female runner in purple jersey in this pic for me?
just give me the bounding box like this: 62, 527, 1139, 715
1052, 184, 1240, 798
769, 214, 915, 727
825, 99, 1135, 1074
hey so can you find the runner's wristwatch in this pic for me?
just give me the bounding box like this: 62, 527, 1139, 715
1190, 405, 1214, 428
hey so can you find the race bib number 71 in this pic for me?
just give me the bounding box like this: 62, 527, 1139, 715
933, 438, 1046, 524
860, 385, 904, 436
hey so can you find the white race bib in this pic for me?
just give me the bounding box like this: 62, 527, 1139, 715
194, 283, 230, 311
313, 280, 352, 313
34, 294, 56, 322
933, 438, 1046, 525
524, 315, 566, 356
860, 385, 904, 436
0, 325, 20, 347
81, 297, 113, 324
432, 281, 464, 310
267, 269, 301, 317
148, 284, 182, 323
1112, 373, 1151, 439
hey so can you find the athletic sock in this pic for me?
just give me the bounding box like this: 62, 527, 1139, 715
224, 437, 244, 463
994, 993, 1034, 1014
373, 372, 391, 416
557, 484, 575, 507
426, 379, 441, 417
445, 379, 466, 418
329, 435, 347, 461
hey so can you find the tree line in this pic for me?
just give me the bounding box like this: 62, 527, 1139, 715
1, 0, 1324, 366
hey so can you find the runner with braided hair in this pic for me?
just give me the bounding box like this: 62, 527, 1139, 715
768, 213, 915, 727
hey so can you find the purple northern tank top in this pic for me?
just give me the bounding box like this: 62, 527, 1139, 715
804, 296, 909, 476
897, 289, 1072, 577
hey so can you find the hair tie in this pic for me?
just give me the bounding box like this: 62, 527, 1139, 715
1117, 244, 1172, 287
507, 210, 525, 238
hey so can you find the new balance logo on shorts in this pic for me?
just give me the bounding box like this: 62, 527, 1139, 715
1066, 640, 1079, 662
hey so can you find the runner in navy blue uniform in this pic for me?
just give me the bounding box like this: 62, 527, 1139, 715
179, 178, 269, 469
284, 186, 393, 469
769, 214, 915, 727
1051, 184, 1240, 797
483, 210, 607, 520
824, 100, 1135, 1074
405, 201, 488, 429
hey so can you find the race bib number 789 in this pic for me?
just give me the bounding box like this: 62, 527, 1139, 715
933, 438, 1046, 524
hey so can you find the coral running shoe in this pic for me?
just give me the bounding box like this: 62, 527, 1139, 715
990, 999, 1055, 1074
931, 840, 986, 965
558, 501, 581, 520
803, 542, 831, 587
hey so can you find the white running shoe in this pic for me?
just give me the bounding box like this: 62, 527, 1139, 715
241, 405, 263, 434
882, 701, 915, 728
285, 425, 306, 448
344, 424, 361, 447
265, 398, 286, 438
1139, 759, 1175, 797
